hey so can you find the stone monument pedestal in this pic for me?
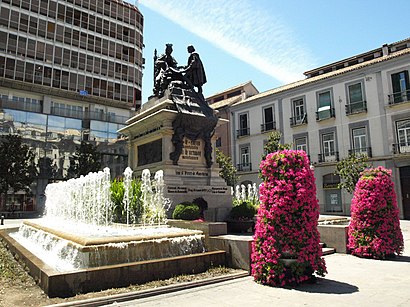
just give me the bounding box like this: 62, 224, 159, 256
119, 94, 231, 221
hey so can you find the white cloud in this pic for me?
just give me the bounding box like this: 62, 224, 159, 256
138, 0, 316, 84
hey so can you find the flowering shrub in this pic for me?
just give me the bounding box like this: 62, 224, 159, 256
251, 150, 326, 286
348, 167, 403, 259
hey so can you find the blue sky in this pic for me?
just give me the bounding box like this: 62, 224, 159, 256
136, 0, 410, 103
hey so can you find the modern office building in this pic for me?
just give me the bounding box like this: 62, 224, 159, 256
229, 38, 410, 219
0, 0, 144, 212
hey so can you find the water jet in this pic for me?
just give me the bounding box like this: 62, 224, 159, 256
0, 168, 225, 297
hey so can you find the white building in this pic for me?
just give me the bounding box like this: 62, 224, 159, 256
230, 38, 410, 219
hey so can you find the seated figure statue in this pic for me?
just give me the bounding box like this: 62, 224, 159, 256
153, 44, 180, 98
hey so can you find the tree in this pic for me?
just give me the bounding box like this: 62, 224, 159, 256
335, 153, 371, 194
0, 134, 37, 209
66, 141, 101, 179
262, 131, 291, 160
215, 148, 238, 186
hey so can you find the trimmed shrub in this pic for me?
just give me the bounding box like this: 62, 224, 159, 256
192, 197, 208, 218
251, 150, 326, 286
348, 167, 403, 259
172, 202, 201, 220
229, 201, 257, 221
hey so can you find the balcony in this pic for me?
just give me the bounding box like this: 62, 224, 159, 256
49, 107, 128, 124
290, 114, 307, 127
318, 151, 339, 163
393, 142, 410, 154
236, 128, 250, 138
237, 163, 252, 172
316, 107, 335, 121
0, 97, 42, 113
388, 90, 410, 105
51, 106, 84, 120
261, 121, 276, 133
345, 100, 367, 115
348, 147, 372, 158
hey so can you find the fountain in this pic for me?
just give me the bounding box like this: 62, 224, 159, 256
0, 168, 225, 297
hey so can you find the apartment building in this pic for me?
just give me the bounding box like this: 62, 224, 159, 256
230, 38, 410, 219
0, 0, 144, 212
207, 81, 258, 157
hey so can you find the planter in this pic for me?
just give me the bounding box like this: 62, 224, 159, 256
280, 258, 297, 266
226, 220, 255, 233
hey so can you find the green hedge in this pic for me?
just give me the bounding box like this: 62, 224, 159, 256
172, 202, 201, 220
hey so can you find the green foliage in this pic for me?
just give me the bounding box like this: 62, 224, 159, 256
110, 178, 143, 223
335, 153, 371, 194
261, 131, 291, 160
215, 148, 238, 186
229, 200, 257, 220
192, 197, 208, 218
66, 141, 101, 179
172, 202, 201, 220
0, 134, 37, 201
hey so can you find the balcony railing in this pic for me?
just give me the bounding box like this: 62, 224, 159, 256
237, 163, 252, 172
49, 107, 128, 124
393, 142, 410, 154
86, 111, 128, 124
318, 151, 339, 163
345, 100, 367, 115
388, 90, 410, 105
236, 128, 250, 138
261, 121, 276, 133
0, 97, 42, 113
316, 107, 336, 121
348, 147, 372, 158
290, 114, 307, 127
50, 106, 84, 119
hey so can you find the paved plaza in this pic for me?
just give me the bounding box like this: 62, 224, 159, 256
2, 218, 410, 306
110, 220, 410, 307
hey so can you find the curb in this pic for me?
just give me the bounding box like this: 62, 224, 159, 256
45, 271, 250, 307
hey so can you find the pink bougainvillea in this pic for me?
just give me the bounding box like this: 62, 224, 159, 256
251, 150, 326, 286
348, 166, 403, 259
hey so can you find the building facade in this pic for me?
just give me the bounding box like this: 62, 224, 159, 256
207, 81, 258, 157
230, 38, 410, 219
0, 0, 144, 213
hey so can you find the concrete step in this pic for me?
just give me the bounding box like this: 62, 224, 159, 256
322, 247, 336, 256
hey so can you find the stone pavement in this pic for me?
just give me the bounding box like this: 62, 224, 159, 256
110, 220, 410, 307
2, 217, 410, 306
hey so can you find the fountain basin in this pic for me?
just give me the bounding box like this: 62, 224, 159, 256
1, 226, 226, 298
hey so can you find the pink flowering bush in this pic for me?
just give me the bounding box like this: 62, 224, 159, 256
251, 150, 326, 286
348, 167, 403, 259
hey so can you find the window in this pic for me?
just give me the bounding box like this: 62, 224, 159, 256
396, 119, 410, 153
237, 113, 249, 137
347, 82, 366, 114
239, 146, 251, 171
295, 137, 307, 153
291, 98, 306, 126
317, 90, 333, 120
391, 71, 410, 104
352, 127, 368, 155
262, 106, 275, 132
321, 133, 337, 162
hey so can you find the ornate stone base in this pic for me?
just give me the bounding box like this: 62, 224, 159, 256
119, 95, 231, 222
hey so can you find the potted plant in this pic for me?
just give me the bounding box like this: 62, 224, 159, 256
226, 200, 257, 233
251, 150, 327, 286
348, 166, 403, 259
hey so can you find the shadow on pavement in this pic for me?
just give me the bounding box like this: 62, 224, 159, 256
294, 278, 359, 294
380, 255, 410, 263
